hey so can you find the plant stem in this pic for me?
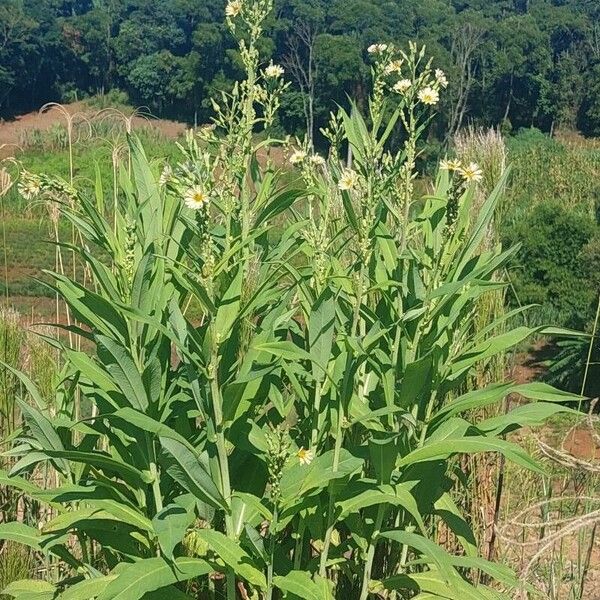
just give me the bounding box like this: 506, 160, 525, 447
359, 504, 385, 600
310, 379, 323, 449
319, 263, 366, 576
580, 292, 600, 403
210, 349, 236, 600
266, 506, 278, 600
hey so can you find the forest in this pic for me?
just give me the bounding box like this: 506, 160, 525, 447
2, 0, 600, 139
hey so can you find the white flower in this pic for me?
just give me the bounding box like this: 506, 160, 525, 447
338, 169, 359, 191
289, 149, 307, 165
435, 69, 448, 88
393, 79, 412, 94
417, 86, 440, 105
297, 447, 315, 466
368, 43, 388, 54
159, 165, 172, 187
265, 63, 284, 79
384, 59, 404, 75
225, 0, 242, 18
184, 185, 211, 210
440, 158, 462, 171
310, 154, 326, 167
458, 162, 483, 183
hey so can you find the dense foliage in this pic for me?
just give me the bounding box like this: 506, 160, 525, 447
0, 3, 584, 598
2, 0, 600, 139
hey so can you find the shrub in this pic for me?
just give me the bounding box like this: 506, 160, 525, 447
0, 2, 581, 599
504, 200, 599, 329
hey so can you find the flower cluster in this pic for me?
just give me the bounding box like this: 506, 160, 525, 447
266, 427, 291, 504
440, 159, 483, 238
368, 41, 448, 108
440, 158, 483, 183
296, 447, 314, 466
122, 218, 137, 294
338, 168, 359, 192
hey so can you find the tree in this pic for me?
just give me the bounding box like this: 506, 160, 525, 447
282, 12, 322, 146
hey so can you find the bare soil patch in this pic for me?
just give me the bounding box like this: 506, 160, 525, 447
0, 102, 187, 159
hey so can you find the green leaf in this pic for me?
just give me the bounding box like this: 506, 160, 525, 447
43, 508, 126, 533
1, 579, 56, 600
478, 402, 579, 436
335, 481, 425, 532
97, 557, 211, 600
16, 399, 68, 474
152, 504, 193, 560
110, 408, 194, 451
384, 571, 501, 600
280, 449, 363, 508
0, 361, 46, 410
84, 499, 153, 533
399, 355, 432, 408
273, 571, 333, 600
378, 531, 456, 581
0, 470, 45, 497
254, 340, 313, 363
308, 287, 336, 381
41, 450, 150, 487
215, 267, 243, 338
450, 327, 536, 378
255, 188, 304, 226
368, 434, 398, 484
398, 437, 544, 474
197, 529, 267, 589
0, 522, 41, 550
160, 437, 227, 511
58, 575, 117, 600
96, 336, 148, 411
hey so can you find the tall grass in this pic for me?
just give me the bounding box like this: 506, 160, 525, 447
506, 129, 600, 222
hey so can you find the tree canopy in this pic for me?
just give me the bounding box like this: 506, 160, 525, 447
1, 0, 600, 138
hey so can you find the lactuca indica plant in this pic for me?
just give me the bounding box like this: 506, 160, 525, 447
0, 1, 582, 599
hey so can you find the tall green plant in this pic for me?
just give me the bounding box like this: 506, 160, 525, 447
0, 2, 583, 599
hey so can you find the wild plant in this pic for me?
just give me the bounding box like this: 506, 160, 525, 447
0, 1, 583, 599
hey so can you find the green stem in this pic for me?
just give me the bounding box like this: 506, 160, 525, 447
319, 262, 368, 575
359, 504, 385, 600
580, 293, 600, 403
210, 352, 236, 600
310, 379, 323, 450
293, 521, 306, 570
266, 506, 278, 600
318, 410, 343, 577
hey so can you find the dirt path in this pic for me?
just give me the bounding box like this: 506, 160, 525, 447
0, 102, 187, 158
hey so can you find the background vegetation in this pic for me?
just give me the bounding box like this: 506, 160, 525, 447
2, 0, 600, 139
